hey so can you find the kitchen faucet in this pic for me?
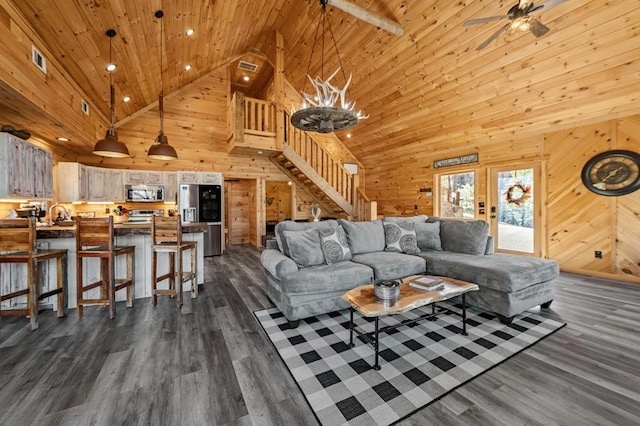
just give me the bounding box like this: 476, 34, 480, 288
49, 204, 71, 225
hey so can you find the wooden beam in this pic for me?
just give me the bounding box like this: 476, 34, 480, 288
327, 0, 403, 36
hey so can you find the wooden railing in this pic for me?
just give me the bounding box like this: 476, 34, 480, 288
284, 111, 353, 205
229, 92, 276, 143
353, 187, 378, 221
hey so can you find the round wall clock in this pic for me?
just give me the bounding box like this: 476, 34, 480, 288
581, 150, 640, 196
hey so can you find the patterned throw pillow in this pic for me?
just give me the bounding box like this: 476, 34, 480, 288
383, 222, 420, 254
319, 226, 353, 264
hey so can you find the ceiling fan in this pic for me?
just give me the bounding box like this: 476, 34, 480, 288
464, 0, 568, 50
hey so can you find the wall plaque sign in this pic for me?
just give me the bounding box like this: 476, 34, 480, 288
433, 153, 479, 169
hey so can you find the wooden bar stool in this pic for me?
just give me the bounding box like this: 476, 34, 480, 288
0, 218, 68, 330
76, 216, 135, 319
151, 215, 197, 308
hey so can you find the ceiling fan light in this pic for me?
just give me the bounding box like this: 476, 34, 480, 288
93, 129, 130, 158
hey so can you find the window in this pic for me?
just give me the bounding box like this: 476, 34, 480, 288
438, 171, 475, 219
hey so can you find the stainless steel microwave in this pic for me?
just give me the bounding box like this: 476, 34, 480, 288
125, 184, 165, 202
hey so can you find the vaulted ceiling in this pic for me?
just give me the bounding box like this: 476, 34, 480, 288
1, 0, 640, 163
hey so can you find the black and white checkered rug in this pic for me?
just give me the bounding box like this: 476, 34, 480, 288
255, 303, 565, 426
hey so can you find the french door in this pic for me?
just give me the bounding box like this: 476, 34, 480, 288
488, 163, 544, 256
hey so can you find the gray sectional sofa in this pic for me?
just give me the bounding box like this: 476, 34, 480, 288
260, 215, 558, 327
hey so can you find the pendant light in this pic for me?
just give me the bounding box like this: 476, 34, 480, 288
148, 10, 178, 161
93, 29, 130, 158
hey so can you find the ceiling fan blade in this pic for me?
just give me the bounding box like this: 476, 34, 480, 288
476, 23, 510, 50
463, 15, 509, 27
530, 19, 550, 37
530, 0, 569, 15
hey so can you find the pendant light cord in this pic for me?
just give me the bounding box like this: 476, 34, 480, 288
108, 33, 116, 135
159, 12, 164, 133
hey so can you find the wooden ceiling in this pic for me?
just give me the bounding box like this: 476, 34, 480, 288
1, 0, 639, 163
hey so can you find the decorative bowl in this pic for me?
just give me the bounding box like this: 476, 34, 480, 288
373, 279, 400, 301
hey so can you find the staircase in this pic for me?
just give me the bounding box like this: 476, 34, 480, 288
271, 111, 376, 220
229, 93, 376, 220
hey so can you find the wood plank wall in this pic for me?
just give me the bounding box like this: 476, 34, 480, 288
225, 180, 252, 245
364, 116, 640, 283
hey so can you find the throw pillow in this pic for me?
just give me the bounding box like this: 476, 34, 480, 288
415, 222, 442, 251
439, 219, 489, 255
282, 228, 325, 267
338, 219, 386, 255
383, 222, 420, 254
318, 226, 353, 264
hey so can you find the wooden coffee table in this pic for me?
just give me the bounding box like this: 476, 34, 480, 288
342, 275, 479, 370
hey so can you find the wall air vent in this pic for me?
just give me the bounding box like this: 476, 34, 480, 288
238, 61, 258, 72
31, 46, 47, 74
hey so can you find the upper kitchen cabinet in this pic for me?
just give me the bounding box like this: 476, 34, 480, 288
86, 167, 124, 202
56, 162, 88, 202
0, 133, 54, 200
177, 171, 223, 185
164, 172, 177, 203
124, 170, 164, 185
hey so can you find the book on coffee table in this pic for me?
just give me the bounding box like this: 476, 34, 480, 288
409, 275, 445, 291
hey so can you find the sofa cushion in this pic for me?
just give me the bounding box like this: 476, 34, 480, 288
415, 250, 559, 292
319, 225, 353, 264
415, 222, 442, 251
281, 261, 374, 295
283, 228, 325, 267
382, 215, 428, 224
383, 222, 420, 254
338, 219, 386, 255
351, 252, 426, 281
439, 219, 489, 255
275, 220, 338, 257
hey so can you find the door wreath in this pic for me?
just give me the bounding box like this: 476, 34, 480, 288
504, 183, 531, 206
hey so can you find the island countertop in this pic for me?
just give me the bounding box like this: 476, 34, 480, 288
36, 221, 207, 238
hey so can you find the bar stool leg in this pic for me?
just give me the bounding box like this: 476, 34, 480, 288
28, 258, 39, 330
176, 250, 183, 308
169, 252, 176, 297
100, 258, 108, 301
151, 249, 158, 306
56, 255, 66, 318
76, 254, 83, 318
126, 250, 134, 308
108, 255, 116, 319
190, 246, 198, 299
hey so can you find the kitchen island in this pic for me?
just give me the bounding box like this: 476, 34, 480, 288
33, 222, 207, 310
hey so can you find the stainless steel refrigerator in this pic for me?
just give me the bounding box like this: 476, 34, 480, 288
179, 184, 223, 256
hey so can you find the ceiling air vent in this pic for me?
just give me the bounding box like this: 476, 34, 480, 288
238, 61, 258, 72
31, 46, 47, 74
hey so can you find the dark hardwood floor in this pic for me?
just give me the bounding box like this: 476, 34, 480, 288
1, 245, 639, 425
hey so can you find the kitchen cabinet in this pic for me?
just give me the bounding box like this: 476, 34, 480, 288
177, 171, 199, 184
177, 171, 223, 185
56, 162, 88, 202
124, 170, 163, 185
86, 167, 124, 202
0, 132, 54, 200
164, 172, 177, 203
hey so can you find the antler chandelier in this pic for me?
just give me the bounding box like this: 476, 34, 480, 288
291, 0, 366, 134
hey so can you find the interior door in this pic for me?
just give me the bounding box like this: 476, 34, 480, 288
488, 163, 543, 256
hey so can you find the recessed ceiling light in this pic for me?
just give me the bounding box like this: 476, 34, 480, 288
257, 150, 263, 154
122, 96, 131, 103
346, 133, 352, 138
184, 64, 192, 71
243, 75, 250, 82
186, 28, 195, 37
57, 137, 69, 142
287, 181, 292, 186
105, 63, 117, 72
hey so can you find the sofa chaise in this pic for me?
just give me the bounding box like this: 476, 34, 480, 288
260, 215, 558, 327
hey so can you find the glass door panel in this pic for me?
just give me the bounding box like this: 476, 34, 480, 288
490, 165, 541, 256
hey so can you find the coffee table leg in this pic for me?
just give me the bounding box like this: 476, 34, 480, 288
462, 293, 468, 336
373, 316, 381, 371
349, 307, 355, 347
